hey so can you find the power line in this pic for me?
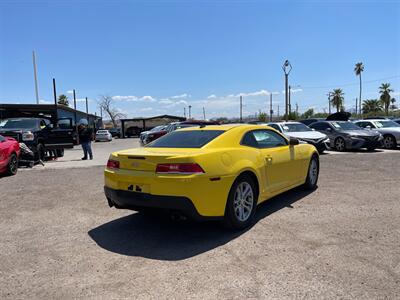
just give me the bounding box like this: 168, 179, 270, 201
299, 75, 400, 90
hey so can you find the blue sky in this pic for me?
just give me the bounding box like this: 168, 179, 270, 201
1, 0, 399, 119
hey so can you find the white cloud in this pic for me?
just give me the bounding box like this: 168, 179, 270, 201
236, 89, 271, 97
140, 107, 153, 112
281, 88, 303, 94
66, 90, 73, 94
39, 99, 52, 104
112, 95, 139, 102
170, 93, 189, 99
207, 94, 217, 99
159, 99, 173, 105
140, 95, 156, 102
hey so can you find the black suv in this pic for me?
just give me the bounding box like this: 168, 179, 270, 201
0, 117, 74, 160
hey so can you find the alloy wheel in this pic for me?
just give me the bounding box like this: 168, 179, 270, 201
309, 158, 318, 186
9, 155, 18, 175
383, 136, 395, 149
335, 138, 345, 151
233, 182, 254, 222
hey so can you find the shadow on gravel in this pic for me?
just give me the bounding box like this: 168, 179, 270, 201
88, 187, 315, 260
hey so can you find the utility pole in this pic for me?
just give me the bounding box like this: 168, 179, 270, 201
73, 89, 77, 126
32, 50, 39, 104
184, 107, 186, 118
282, 60, 292, 121
288, 85, 292, 115
277, 105, 280, 118
203, 107, 206, 120
52, 78, 58, 123
296, 103, 299, 117
269, 93, 273, 122
85, 97, 89, 123
188, 105, 192, 119
240, 95, 243, 122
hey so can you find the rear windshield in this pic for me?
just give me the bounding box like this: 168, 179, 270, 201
147, 130, 224, 148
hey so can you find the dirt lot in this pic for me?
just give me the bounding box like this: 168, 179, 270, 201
0, 140, 399, 299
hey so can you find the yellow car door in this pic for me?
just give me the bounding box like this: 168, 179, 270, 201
244, 129, 300, 194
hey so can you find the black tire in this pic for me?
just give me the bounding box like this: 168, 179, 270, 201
366, 147, 376, 151
6, 153, 18, 176
56, 149, 64, 157
383, 135, 396, 149
334, 137, 346, 152
223, 174, 257, 230
302, 155, 319, 190
35, 143, 46, 161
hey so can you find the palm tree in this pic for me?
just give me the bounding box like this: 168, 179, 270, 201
354, 62, 364, 116
379, 83, 393, 115
57, 94, 69, 106
362, 99, 383, 114
330, 89, 345, 112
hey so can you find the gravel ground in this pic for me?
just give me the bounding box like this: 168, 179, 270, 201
0, 144, 399, 299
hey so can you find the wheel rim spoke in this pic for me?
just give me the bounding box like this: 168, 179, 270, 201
233, 182, 254, 222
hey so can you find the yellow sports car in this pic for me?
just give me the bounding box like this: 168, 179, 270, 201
104, 124, 319, 229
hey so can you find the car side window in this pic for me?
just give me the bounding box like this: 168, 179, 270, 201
242, 130, 287, 149
269, 124, 282, 132
312, 122, 330, 131
0, 135, 4, 142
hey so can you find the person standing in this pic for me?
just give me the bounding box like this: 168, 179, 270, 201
78, 119, 93, 160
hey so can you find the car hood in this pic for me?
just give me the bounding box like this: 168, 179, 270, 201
341, 130, 380, 136
374, 127, 400, 134
285, 131, 327, 140
0, 127, 37, 133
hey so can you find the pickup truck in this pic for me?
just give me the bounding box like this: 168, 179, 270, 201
0, 117, 74, 161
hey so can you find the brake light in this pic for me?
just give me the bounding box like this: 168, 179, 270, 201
107, 159, 120, 169
156, 163, 204, 174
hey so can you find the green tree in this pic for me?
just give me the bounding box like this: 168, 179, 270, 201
258, 111, 267, 122
330, 89, 345, 113
362, 99, 383, 114
302, 108, 314, 119
379, 83, 393, 115
354, 62, 364, 115
58, 94, 69, 106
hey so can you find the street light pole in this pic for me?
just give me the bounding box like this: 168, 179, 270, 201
282, 60, 292, 121
184, 107, 186, 118
203, 107, 206, 120
85, 97, 89, 124
288, 85, 292, 115
188, 105, 192, 119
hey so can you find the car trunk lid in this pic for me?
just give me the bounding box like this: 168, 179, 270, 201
115, 147, 204, 172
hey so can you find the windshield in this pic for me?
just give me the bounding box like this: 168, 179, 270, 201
150, 125, 165, 132
331, 122, 361, 130
97, 130, 108, 133
147, 130, 224, 148
374, 120, 400, 128
0, 118, 38, 129
282, 123, 312, 132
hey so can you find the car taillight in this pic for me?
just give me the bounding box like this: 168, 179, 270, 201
156, 163, 204, 174
107, 159, 120, 169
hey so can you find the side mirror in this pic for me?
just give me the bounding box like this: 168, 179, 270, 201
311, 128, 315, 131
289, 137, 299, 146
366, 125, 371, 130
326, 128, 332, 132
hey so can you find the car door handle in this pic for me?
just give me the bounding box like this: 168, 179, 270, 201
265, 156, 273, 164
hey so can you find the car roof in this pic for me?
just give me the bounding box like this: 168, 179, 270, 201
177, 123, 272, 132
358, 119, 391, 122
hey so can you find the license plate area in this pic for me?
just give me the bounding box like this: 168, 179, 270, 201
119, 182, 150, 193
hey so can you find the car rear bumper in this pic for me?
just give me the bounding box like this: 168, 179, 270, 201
104, 186, 220, 221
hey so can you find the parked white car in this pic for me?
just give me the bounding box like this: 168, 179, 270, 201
95, 130, 112, 142
267, 121, 330, 153
354, 119, 400, 149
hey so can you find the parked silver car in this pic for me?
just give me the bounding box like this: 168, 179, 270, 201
267, 121, 329, 153
354, 119, 400, 149
95, 130, 112, 142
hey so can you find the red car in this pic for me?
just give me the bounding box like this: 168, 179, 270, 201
0, 135, 20, 176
